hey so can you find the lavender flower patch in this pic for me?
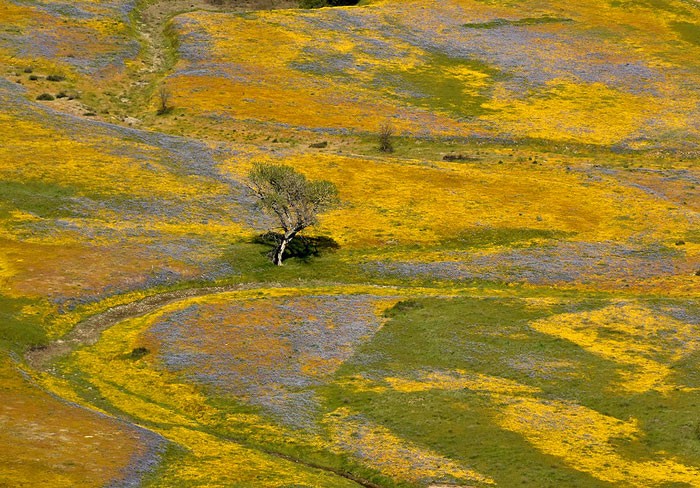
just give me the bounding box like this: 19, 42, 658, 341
106, 424, 168, 488
290, 49, 356, 76
173, 16, 215, 65
8, 0, 137, 22
370, 2, 663, 92
1, 1, 139, 76
145, 295, 393, 429
366, 241, 686, 285
652, 301, 700, 326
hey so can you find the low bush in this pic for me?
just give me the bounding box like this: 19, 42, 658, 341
299, 0, 359, 8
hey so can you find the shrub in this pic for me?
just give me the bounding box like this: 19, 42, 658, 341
128, 347, 150, 360
46, 74, 65, 82
36, 93, 54, 101
299, 0, 359, 7
156, 85, 172, 115
378, 121, 394, 153
28, 75, 39, 81
443, 154, 479, 162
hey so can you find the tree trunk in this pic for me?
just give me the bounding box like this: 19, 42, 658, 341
272, 231, 297, 266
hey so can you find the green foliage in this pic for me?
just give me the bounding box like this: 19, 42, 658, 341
248, 163, 339, 234
36, 93, 55, 101
321, 297, 622, 486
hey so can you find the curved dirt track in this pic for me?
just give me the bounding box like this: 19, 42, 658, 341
25, 284, 252, 369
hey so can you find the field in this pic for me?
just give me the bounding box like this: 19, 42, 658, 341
1, 0, 699, 486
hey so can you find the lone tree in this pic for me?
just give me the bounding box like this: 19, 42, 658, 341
247, 163, 339, 265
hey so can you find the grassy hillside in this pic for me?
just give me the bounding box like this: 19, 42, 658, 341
0, 0, 699, 486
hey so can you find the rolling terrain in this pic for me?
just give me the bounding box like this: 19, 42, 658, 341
1, 0, 699, 486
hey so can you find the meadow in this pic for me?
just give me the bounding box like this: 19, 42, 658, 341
0, 0, 699, 486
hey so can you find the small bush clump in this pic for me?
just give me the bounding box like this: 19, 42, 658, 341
443, 154, 479, 162
299, 0, 359, 8
46, 74, 65, 82
36, 93, 55, 101
128, 347, 150, 360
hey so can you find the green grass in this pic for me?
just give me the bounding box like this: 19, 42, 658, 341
610, 0, 695, 16
444, 227, 571, 248
463, 16, 574, 29
319, 295, 700, 486
0, 295, 48, 352
377, 53, 503, 118
0, 180, 79, 220
672, 21, 700, 46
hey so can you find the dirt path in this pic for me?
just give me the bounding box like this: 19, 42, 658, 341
23, 281, 388, 488
131, 0, 298, 86
25, 284, 259, 369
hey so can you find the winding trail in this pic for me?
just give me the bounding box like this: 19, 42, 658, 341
127, 0, 297, 103
26, 284, 251, 369
24, 281, 398, 488
23, 281, 426, 487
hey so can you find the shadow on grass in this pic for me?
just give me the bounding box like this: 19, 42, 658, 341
253, 232, 340, 263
